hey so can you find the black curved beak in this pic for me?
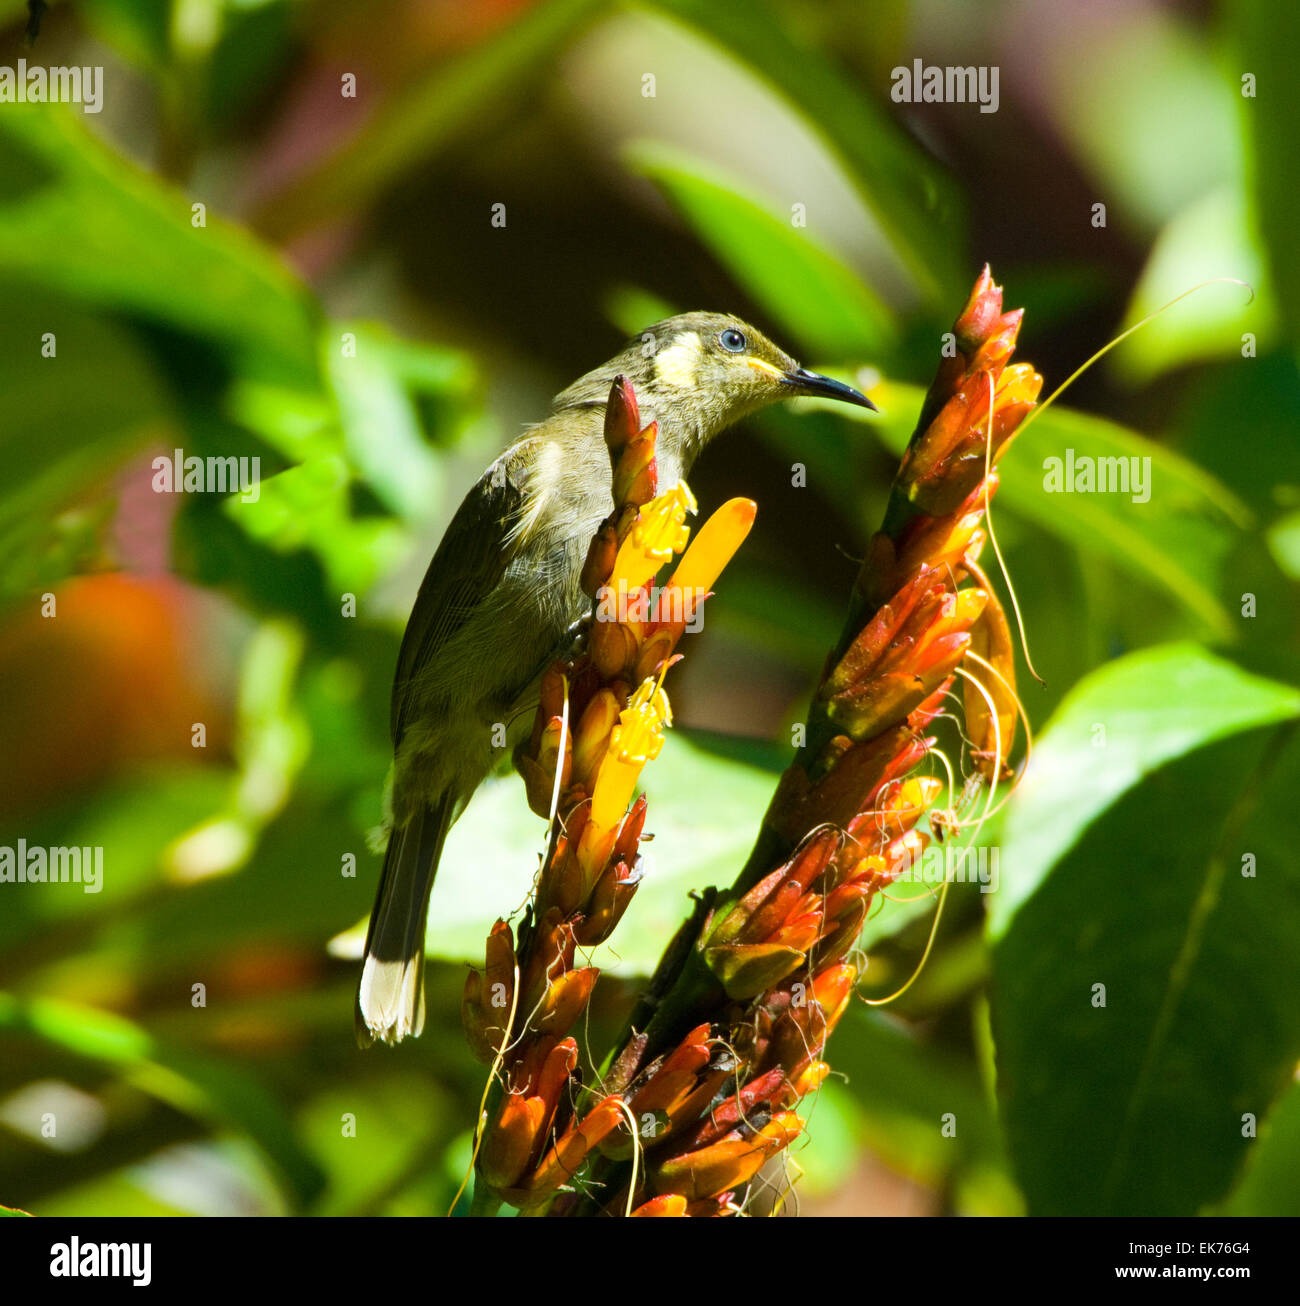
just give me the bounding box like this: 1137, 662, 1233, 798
782, 366, 877, 411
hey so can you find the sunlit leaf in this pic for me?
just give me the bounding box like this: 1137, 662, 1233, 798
649, 0, 967, 301
1113, 191, 1274, 384
630, 143, 895, 357
420, 732, 778, 972
324, 323, 450, 525
990, 644, 1299, 930
1217, 1077, 1300, 1215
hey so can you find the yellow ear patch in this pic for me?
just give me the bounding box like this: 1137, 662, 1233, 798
654, 332, 704, 389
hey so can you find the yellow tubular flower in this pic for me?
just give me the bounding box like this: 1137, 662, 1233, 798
665, 497, 756, 596
656, 497, 757, 642
579, 679, 672, 875
609, 481, 697, 595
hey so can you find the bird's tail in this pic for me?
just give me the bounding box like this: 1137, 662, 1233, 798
355, 791, 455, 1046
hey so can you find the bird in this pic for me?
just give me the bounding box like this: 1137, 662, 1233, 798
356, 311, 876, 1045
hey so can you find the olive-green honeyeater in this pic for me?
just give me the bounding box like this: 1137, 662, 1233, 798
357, 312, 875, 1045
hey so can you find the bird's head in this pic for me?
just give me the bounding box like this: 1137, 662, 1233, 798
555, 312, 876, 456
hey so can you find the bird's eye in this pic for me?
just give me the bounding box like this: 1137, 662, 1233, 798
719, 328, 747, 353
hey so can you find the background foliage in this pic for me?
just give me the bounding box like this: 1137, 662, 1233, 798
0, 0, 1296, 1217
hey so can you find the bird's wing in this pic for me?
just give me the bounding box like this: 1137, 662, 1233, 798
390, 439, 538, 746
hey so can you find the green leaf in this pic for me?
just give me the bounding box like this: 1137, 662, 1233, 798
1235, 0, 1300, 365
990, 644, 1300, 936
1217, 1077, 1300, 1215
990, 644, 1300, 1213
1112, 191, 1273, 384
324, 322, 450, 525
605, 285, 679, 338
0, 767, 232, 950
1267, 509, 1300, 581
629, 143, 895, 357
0, 291, 169, 534
80, 0, 173, 69
0, 106, 318, 381
214, 321, 480, 605
0, 995, 325, 1207
648, 0, 967, 302
226, 451, 412, 598
865, 382, 1255, 639
1051, 8, 1239, 234
114, 793, 380, 966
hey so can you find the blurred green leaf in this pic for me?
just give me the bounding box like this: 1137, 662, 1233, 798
0, 994, 324, 1206
1267, 509, 1300, 581
117, 792, 377, 965
225, 454, 411, 598
0, 105, 318, 381
703, 562, 846, 669
298, 1074, 460, 1217
991, 644, 1300, 1213
212, 321, 481, 609
1235, 0, 1300, 364
164, 621, 312, 881
419, 732, 778, 972
80, 0, 173, 69
202, 1, 297, 134
1052, 9, 1239, 233
605, 285, 679, 337
1174, 356, 1300, 522
649, 0, 966, 302
0, 291, 170, 595
324, 323, 448, 525
630, 143, 895, 357
0, 767, 232, 951
782, 1080, 860, 1198
1113, 191, 1273, 384
832, 1006, 1009, 1190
